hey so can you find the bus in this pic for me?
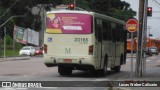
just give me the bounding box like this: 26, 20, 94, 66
127, 38, 137, 52
43, 10, 127, 76
127, 38, 160, 53
146, 38, 160, 51
154, 39, 160, 51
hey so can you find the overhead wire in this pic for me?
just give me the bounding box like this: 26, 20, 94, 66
0, 0, 20, 20
52, 0, 57, 6
152, 0, 160, 8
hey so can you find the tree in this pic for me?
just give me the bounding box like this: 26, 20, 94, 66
5, 35, 12, 46
0, 0, 136, 38
87, 0, 136, 21
76, 0, 90, 10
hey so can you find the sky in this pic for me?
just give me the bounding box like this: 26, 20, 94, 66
122, 0, 160, 38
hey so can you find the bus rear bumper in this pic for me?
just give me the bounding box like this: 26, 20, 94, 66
45, 63, 95, 71
44, 55, 96, 70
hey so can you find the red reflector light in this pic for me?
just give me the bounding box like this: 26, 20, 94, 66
63, 59, 72, 63
89, 45, 93, 55
44, 44, 47, 54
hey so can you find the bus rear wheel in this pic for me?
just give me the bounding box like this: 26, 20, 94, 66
113, 66, 121, 72
58, 66, 72, 75
97, 56, 108, 76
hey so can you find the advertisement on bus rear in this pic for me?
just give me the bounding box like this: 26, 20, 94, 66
46, 13, 91, 34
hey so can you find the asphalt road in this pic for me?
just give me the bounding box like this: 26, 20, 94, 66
0, 54, 160, 90
0, 56, 130, 81
0, 56, 125, 90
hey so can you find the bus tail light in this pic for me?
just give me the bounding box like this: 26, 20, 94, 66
89, 45, 93, 55
44, 44, 47, 54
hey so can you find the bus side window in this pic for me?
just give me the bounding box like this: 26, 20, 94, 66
122, 27, 127, 42
112, 29, 116, 42
107, 22, 112, 41
95, 19, 102, 42
111, 23, 116, 42
95, 20, 98, 40
95, 26, 102, 42
115, 24, 122, 42
102, 21, 108, 41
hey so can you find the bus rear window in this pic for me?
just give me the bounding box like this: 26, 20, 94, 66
46, 13, 92, 34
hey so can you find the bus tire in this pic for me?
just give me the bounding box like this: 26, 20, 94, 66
97, 56, 108, 76
120, 54, 124, 65
58, 66, 72, 76
112, 55, 122, 72
114, 66, 121, 72
111, 65, 121, 72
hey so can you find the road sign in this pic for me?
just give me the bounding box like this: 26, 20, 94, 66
126, 19, 138, 33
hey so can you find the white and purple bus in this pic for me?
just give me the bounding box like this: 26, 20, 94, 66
43, 10, 127, 76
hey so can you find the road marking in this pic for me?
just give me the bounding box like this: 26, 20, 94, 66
156, 60, 160, 62
0, 88, 16, 90
126, 59, 151, 62
126, 59, 136, 62
16, 88, 28, 90
118, 74, 129, 79
146, 60, 151, 62
35, 87, 58, 89
23, 75, 28, 77
0, 87, 58, 90
148, 56, 156, 59
29, 69, 55, 75
30, 72, 37, 75
90, 77, 113, 81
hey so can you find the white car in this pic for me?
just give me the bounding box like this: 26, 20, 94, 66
19, 46, 35, 56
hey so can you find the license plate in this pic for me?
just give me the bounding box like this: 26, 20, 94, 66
63, 59, 72, 63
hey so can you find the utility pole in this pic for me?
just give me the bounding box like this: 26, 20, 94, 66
0, 20, 1, 57
142, 0, 148, 75
4, 27, 6, 60
0, 15, 25, 57
74, 0, 76, 10
0, 0, 20, 57
136, 0, 146, 77
147, 26, 152, 38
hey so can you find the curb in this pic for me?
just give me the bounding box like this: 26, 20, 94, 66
126, 53, 136, 58
0, 56, 30, 62
113, 87, 131, 90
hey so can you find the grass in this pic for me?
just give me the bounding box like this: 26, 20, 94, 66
0, 39, 24, 57
0, 49, 20, 57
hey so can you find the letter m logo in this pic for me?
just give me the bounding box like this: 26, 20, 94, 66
65, 48, 71, 54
